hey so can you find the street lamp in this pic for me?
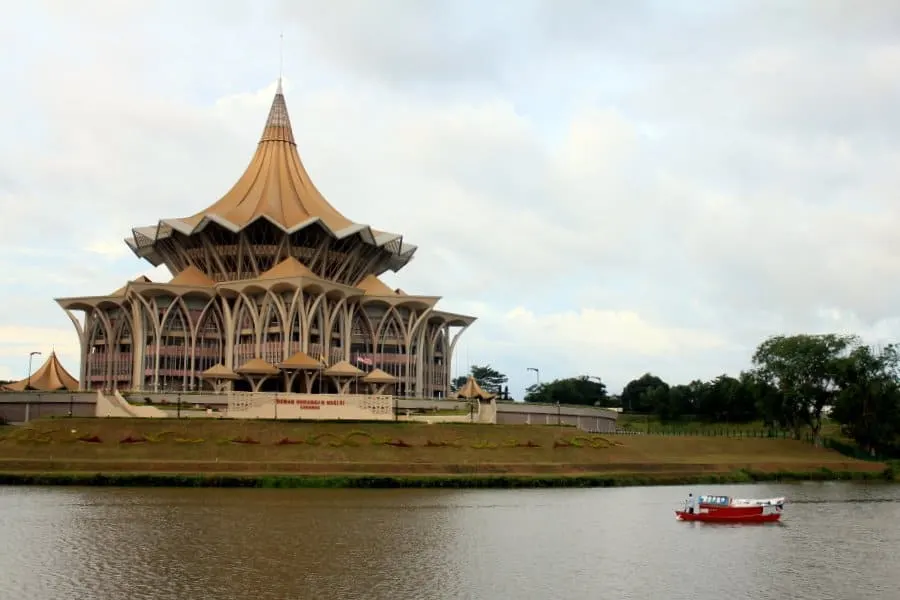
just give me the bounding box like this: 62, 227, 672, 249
526, 367, 540, 386
26, 351, 41, 391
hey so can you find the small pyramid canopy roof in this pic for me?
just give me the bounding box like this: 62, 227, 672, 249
234, 358, 280, 376
260, 257, 315, 280
2, 351, 79, 391
111, 275, 152, 297
200, 363, 240, 380
362, 368, 398, 384
278, 351, 324, 370
323, 360, 365, 377
357, 274, 396, 296
169, 265, 215, 287
455, 376, 495, 400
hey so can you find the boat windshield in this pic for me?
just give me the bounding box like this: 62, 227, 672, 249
698, 495, 730, 505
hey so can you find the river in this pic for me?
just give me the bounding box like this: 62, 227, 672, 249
1, 482, 898, 600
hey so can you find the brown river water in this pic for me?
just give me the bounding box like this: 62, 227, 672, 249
1, 482, 899, 600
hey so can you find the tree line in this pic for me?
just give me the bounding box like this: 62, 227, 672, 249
453, 333, 900, 457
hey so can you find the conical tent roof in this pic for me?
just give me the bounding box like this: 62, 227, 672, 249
278, 351, 324, 370
234, 358, 280, 376
260, 257, 316, 280
110, 275, 152, 297
124, 82, 418, 271
455, 376, 495, 400
2, 351, 79, 391
362, 368, 398, 384
168, 265, 215, 287
200, 363, 240, 380
356, 274, 397, 296
323, 360, 365, 377
183, 81, 353, 232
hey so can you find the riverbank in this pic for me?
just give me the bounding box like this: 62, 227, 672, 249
0, 419, 892, 488
0, 467, 894, 488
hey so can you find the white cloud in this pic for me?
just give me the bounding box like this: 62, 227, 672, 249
2, 1, 900, 398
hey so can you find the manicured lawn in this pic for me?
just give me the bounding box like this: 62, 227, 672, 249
0, 418, 883, 477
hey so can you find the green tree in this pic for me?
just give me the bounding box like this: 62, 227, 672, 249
831, 344, 900, 456
621, 373, 669, 413
752, 333, 858, 441
451, 364, 508, 396
524, 376, 608, 406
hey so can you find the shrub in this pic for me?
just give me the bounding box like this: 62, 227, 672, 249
275, 437, 304, 445
77, 434, 103, 444
119, 435, 147, 444
174, 438, 205, 444
145, 431, 176, 443
230, 436, 260, 445
470, 440, 499, 449
425, 439, 462, 448
382, 439, 411, 448
516, 440, 541, 448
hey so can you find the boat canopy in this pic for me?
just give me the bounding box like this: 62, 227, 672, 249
698, 495, 730, 505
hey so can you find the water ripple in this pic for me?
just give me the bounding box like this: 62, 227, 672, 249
1, 483, 899, 599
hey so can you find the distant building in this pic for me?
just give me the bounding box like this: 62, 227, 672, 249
56, 80, 475, 397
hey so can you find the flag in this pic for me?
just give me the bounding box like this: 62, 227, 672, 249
356, 356, 373, 366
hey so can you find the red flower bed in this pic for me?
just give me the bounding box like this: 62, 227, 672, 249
77, 435, 103, 444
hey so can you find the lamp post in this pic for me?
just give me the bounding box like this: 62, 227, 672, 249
26, 351, 41, 391
177, 392, 182, 419
526, 367, 540, 387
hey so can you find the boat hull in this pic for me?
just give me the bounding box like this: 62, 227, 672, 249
675, 510, 781, 523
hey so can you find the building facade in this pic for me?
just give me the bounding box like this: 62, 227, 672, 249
56, 81, 475, 397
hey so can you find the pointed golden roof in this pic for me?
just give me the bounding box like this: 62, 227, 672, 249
2, 351, 79, 392
234, 358, 280, 376
181, 83, 353, 232
169, 265, 215, 287
278, 351, 324, 370
455, 376, 495, 400
125, 83, 419, 274
362, 368, 398, 384
200, 363, 240, 380
260, 256, 315, 280
356, 274, 397, 296
323, 360, 365, 377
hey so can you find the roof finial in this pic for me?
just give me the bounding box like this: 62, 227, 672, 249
277, 32, 284, 94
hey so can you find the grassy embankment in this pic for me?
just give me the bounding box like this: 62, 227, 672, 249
0, 419, 892, 488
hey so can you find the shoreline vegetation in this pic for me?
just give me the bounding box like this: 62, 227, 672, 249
0, 468, 895, 489
0, 419, 895, 489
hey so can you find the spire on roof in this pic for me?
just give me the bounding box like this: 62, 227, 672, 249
260, 81, 294, 144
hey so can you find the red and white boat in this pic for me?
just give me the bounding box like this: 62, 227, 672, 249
675, 495, 785, 523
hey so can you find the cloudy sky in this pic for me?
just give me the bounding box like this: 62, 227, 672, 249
1, 0, 899, 398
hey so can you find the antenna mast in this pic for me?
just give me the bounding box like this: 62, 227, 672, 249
278, 32, 284, 92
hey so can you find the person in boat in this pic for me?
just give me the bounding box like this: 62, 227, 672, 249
684, 493, 696, 514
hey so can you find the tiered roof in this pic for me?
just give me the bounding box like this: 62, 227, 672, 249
125, 80, 416, 271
